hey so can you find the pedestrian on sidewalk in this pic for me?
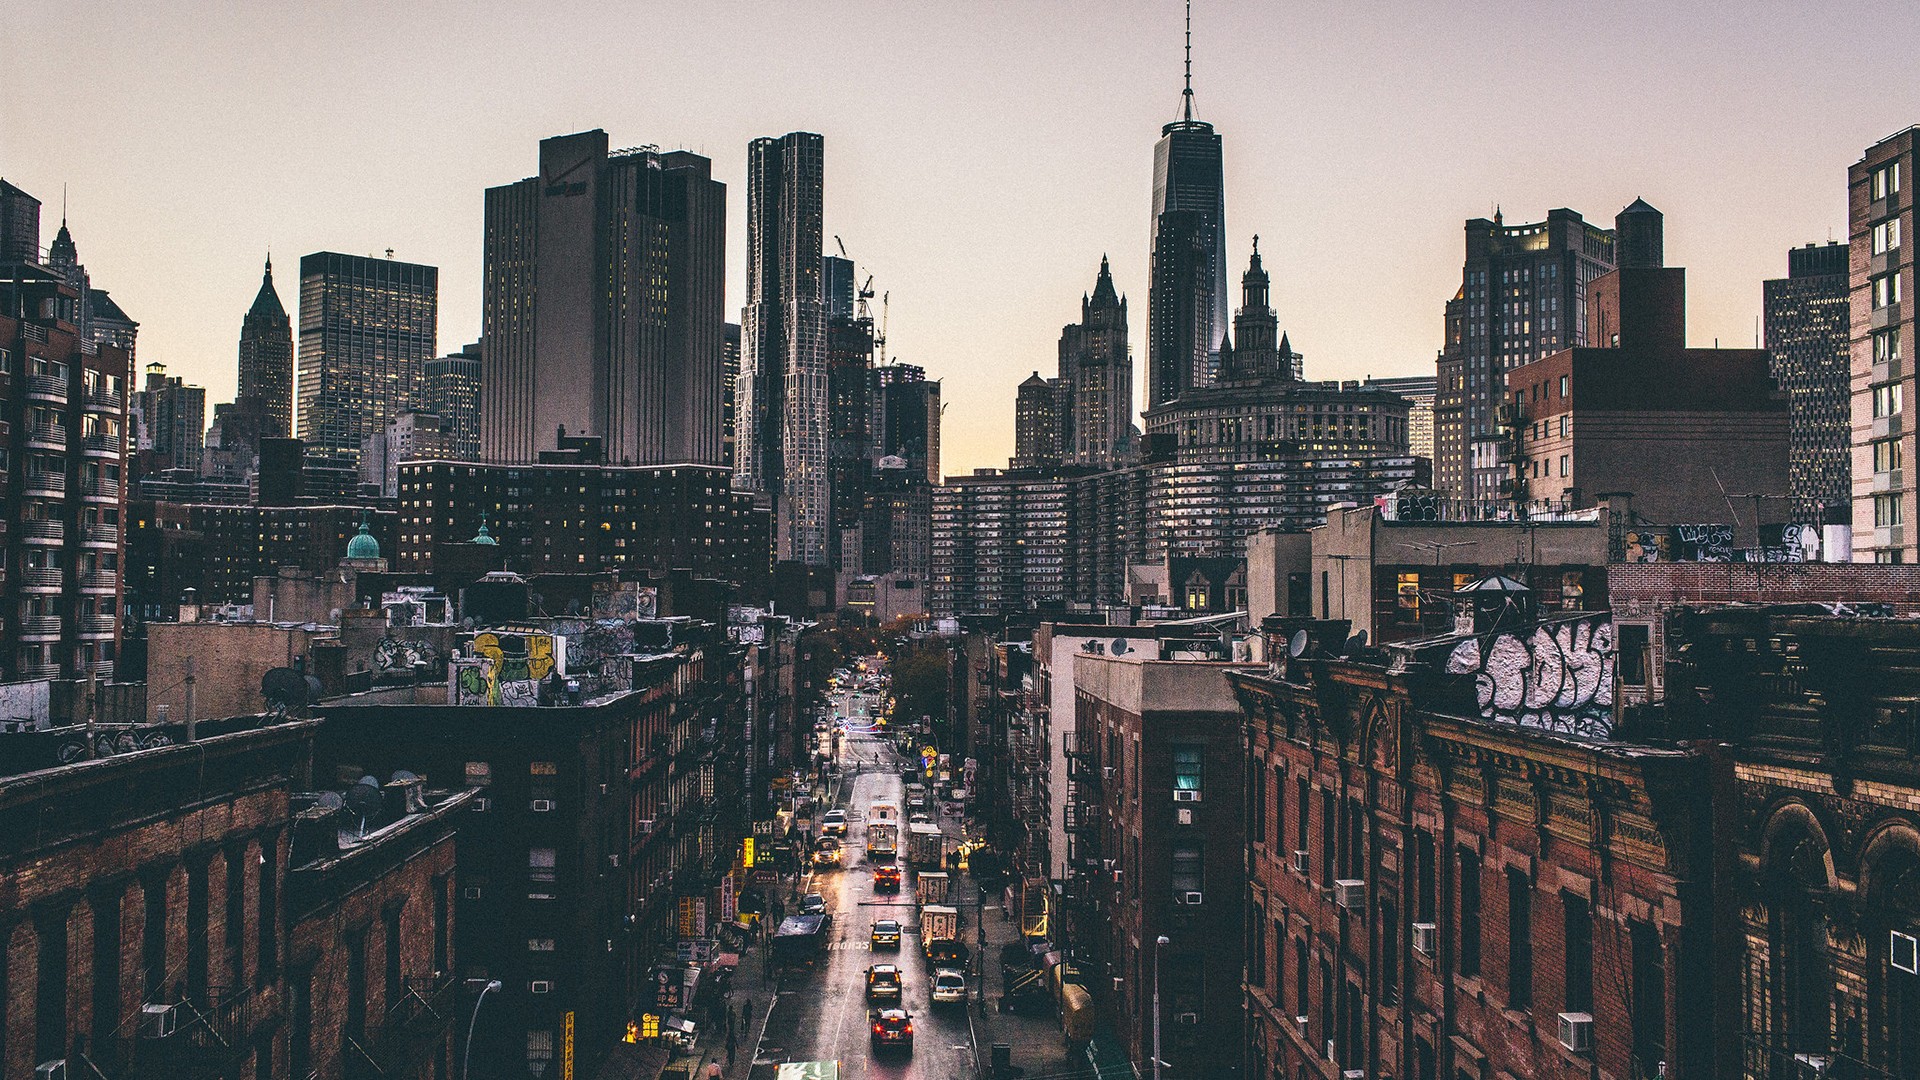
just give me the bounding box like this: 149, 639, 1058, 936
727, 1027, 738, 1067
707, 1062, 723, 1080
740, 998, 752, 1034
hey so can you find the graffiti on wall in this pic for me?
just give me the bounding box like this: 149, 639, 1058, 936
460, 631, 560, 707
373, 635, 440, 674
450, 656, 492, 706
1443, 614, 1615, 739
1619, 529, 1672, 563
1670, 524, 1735, 562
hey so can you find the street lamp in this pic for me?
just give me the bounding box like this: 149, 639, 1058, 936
463, 979, 504, 1080
1152, 934, 1170, 1080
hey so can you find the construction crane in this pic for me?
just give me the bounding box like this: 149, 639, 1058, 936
835, 235, 849, 260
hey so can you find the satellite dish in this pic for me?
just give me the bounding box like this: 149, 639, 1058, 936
389, 769, 420, 785
355, 774, 380, 788
315, 790, 346, 812
1289, 630, 1310, 658
1344, 633, 1368, 654
1111, 638, 1130, 655
329, 608, 344, 623
139, 731, 173, 751
344, 783, 384, 819
262, 668, 310, 710
57, 739, 87, 764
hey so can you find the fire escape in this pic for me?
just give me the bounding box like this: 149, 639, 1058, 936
1061, 729, 1107, 962
1007, 682, 1048, 884
76, 981, 280, 1080
343, 974, 464, 1079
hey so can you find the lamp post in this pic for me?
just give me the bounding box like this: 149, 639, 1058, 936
1153, 934, 1170, 1080
463, 979, 503, 1080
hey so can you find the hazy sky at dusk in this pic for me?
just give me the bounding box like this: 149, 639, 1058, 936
6, 0, 1915, 476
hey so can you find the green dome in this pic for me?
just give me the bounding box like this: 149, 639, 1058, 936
471, 512, 498, 545
346, 511, 381, 560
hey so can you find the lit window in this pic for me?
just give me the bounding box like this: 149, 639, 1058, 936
1875, 438, 1904, 473
1875, 383, 1905, 418
1874, 331, 1902, 366
1875, 219, 1903, 255
1874, 273, 1903, 310
1876, 494, 1904, 527
1873, 161, 1902, 201
1173, 747, 1203, 795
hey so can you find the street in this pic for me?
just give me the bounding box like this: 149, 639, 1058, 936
748, 679, 982, 1080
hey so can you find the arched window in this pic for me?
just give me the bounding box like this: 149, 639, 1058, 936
1763, 813, 1833, 1073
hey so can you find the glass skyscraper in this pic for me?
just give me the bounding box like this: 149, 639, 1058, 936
1147, 89, 1227, 409
296, 251, 438, 467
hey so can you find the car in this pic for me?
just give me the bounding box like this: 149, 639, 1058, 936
800, 893, 828, 918
821, 809, 848, 837
908, 812, 931, 827
813, 837, 843, 869
870, 919, 902, 950
931, 967, 967, 1005
870, 1008, 913, 1052
873, 865, 902, 892
866, 964, 904, 1002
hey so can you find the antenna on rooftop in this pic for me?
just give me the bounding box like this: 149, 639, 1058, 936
1181, 0, 1195, 122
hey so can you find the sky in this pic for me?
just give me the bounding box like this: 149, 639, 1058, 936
5, 0, 1915, 477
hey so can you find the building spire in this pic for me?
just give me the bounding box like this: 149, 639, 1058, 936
1181, 0, 1195, 121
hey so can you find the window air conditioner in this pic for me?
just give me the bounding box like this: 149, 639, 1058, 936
1557, 1012, 1594, 1054
531, 799, 555, 812
1181, 890, 1205, 906
1113, 977, 1126, 993
1343, 1071, 1367, 1080
1794, 1054, 1830, 1079
35, 1062, 66, 1080
140, 1002, 178, 1039
1894, 930, 1920, 974
1294, 1015, 1308, 1028
463, 886, 484, 900
1412, 922, 1437, 956
472, 797, 492, 812
530, 980, 553, 994
1173, 789, 1201, 803
1290, 850, 1310, 874
1175, 1011, 1199, 1025
1334, 879, 1366, 910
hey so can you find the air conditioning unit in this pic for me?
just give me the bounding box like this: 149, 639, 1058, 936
1176, 807, 1194, 826
636, 818, 654, 835
1181, 890, 1205, 906
472, 797, 492, 812
140, 1002, 178, 1039
1294, 1014, 1308, 1028
1412, 922, 1437, 956
530, 980, 553, 994
1175, 1011, 1199, 1025
1173, 789, 1201, 803
1343, 1071, 1367, 1080
35, 1062, 66, 1080
1290, 850, 1310, 874
1557, 1012, 1594, 1054
1113, 977, 1126, 993
599, 783, 610, 795
607, 853, 621, 869
531, 799, 556, 812
1334, 879, 1366, 909
463, 886, 484, 900
1894, 930, 1920, 974
1794, 1054, 1830, 1079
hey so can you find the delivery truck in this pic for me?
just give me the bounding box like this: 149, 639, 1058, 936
908, 822, 947, 866
866, 819, 899, 860
771, 914, 827, 967
920, 904, 959, 957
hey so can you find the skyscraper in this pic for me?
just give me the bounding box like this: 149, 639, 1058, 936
826, 279, 875, 570
44, 214, 138, 359
425, 341, 482, 461
1851, 130, 1919, 562
480, 130, 726, 466
873, 364, 940, 486
131, 362, 206, 467
737, 131, 829, 564
1432, 206, 1618, 500
1146, 12, 1227, 409
238, 255, 294, 438
722, 322, 740, 470
1059, 256, 1133, 466
1012, 372, 1062, 469
0, 180, 40, 265
1764, 241, 1850, 519
296, 251, 438, 466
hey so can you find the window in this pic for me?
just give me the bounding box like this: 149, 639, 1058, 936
1877, 438, 1905, 473
1321, 790, 1337, 887
1618, 623, 1652, 686
258, 841, 278, 987
35, 909, 67, 1062
1876, 330, 1904, 366
529, 847, 557, 898
1876, 382, 1905, 418
1458, 848, 1481, 977
1249, 905, 1267, 987
1631, 920, 1666, 1067
528, 938, 557, 952
1559, 375, 1569, 398
385, 906, 404, 1009
1878, 494, 1905, 527
144, 874, 168, 998
1559, 454, 1569, 477
1172, 746, 1202, 795
1414, 829, 1436, 923
1507, 869, 1533, 1008
1876, 219, 1903, 255
1272, 766, 1286, 849
1296, 776, 1310, 853
1874, 273, 1903, 309
1564, 892, 1594, 1014
1381, 899, 1399, 1004
1874, 161, 1902, 201
92, 895, 121, 1060
346, 934, 367, 1044
1249, 762, 1266, 845
528, 1030, 555, 1073
1172, 844, 1204, 898
290, 966, 313, 1078
1396, 572, 1422, 625
1295, 939, 1310, 1021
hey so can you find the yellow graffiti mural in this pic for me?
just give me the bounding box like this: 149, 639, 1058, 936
471, 631, 557, 705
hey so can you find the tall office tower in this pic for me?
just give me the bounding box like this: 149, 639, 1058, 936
44, 215, 138, 358
1852, 131, 1920, 562
481, 130, 726, 467
822, 254, 856, 320
1764, 241, 1850, 519
873, 364, 941, 485
425, 341, 482, 460
827, 295, 875, 570
722, 322, 740, 469
738, 131, 829, 563
1432, 206, 1618, 499
1364, 375, 1437, 462
0, 180, 39, 264
1146, 16, 1227, 409
1217, 238, 1296, 382
238, 255, 294, 438
1059, 256, 1133, 466
1012, 373, 1063, 469
296, 251, 438, 467
131, 362, 207, 466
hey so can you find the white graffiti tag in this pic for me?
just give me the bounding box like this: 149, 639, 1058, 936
1444, 614, 1615, 738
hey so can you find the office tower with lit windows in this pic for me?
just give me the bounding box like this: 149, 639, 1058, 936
425, 341, 481, 461
1764, 241, 1850, 519
1146, 63, 1227, 409
1012, 373, 1062, 470
296, 251, 438, 467
1433, 206, 1619, 500
1060, 256, 1134, 467
1852, 130, 1920, 562
480, 130, 725, 467
239, 255, 294, 438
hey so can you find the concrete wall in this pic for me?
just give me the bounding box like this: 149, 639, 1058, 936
1246, 530, 1312, 625
147, 622, 335, 722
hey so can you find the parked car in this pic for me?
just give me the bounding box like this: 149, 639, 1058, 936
870, 919, 903, 950
870, 1008, 913, 1052
931, 968, 967, 1005
801, 893, 828, 919
866, 964, 903, 1002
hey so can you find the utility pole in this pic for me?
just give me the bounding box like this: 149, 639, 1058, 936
1153, 934, 1170, 1080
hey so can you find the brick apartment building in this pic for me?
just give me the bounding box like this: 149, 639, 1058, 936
1850, 129, 1920, 563
1231, 609, 1728, 1080
1663, 609, 1920, 1080
1065, 648, 1256, 1079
